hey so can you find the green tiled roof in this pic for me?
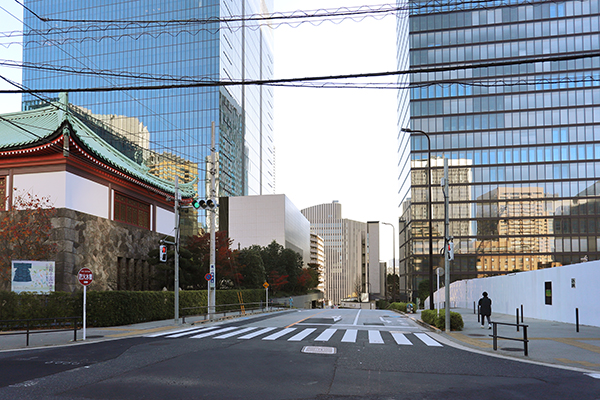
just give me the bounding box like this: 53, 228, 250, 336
0, 103, 196, 198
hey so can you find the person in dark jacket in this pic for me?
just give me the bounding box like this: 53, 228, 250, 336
478, 292, 492, 329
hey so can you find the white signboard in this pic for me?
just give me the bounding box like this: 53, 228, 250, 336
11, 260, 55, 294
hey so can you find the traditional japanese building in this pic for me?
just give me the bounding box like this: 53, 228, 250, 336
0, 95, 196, 292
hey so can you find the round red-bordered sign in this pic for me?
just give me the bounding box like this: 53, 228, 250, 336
78, 268, 93, 286
204, 273, 213, 282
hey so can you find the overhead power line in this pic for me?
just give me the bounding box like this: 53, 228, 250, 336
2, 51, 598, 94
1, 0, 562, 46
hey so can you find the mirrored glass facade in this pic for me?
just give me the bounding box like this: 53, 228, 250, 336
398, 0, 600, 296
22, 0, 275, 205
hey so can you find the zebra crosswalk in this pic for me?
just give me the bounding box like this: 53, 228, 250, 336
147, 325, 443, 347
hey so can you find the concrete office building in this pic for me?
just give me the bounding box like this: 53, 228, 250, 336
22, 0, 275, 204
219, 194, 311, 267
301, 202, 381, 305
397, 0, 600, 299
309, 233, 326, 294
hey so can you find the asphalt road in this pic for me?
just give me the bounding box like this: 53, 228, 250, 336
0, 309, 598, 400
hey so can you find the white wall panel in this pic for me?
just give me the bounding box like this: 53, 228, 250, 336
156, 206, 174, 235
65, 173, 109, 218
13, 172, 67, 208
431, 260, 600, 327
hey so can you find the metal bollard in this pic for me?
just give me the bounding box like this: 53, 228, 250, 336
576, 308, 579, 333
520, 304, 524, 323
516, 308, 520, 332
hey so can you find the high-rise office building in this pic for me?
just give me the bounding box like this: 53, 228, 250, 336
21, 0, 275, 204
398, 0, 600, 297
302, 202, 367, 306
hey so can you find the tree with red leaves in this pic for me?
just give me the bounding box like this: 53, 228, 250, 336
182, 231, 236, 289
0, 189, 57, 290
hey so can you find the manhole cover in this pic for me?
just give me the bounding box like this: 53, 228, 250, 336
85, 335, 104, 339
468, 334, 486, 337
501, 347, 524, 352
302, 346, 336, 355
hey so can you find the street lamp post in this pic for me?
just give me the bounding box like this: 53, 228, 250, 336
401, 127, 434, 310
381, 222, 396, 302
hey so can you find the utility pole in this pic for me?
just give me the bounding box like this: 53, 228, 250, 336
208, 121, 217, 316
174, 176, 180, 324
442, 158, 450, 333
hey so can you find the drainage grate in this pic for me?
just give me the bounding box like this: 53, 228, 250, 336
85, 335, 104, 339
468, 334, 486, 337
363, 323, 384, 326
307, 318, 338, 324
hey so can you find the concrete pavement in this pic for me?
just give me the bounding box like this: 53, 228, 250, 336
411, 307, 600, 373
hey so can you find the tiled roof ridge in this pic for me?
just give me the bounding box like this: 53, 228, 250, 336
0, 101, 197, 199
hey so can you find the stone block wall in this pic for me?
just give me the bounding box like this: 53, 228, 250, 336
52, 208, 167, 292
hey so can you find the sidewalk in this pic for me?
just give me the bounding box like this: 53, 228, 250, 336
413, 307, 600, 373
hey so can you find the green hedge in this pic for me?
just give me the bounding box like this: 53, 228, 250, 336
0, 289, 266, 329
421, 309, 464, 331
388, 302, 417, 313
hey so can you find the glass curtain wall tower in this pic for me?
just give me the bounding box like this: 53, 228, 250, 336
398, 0, 600, 297
22, 0, 275, 212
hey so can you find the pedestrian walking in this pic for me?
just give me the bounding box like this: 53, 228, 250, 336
478, 292, 492, 329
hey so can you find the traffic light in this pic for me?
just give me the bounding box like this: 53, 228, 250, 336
159, 244, 167, 262
190, 198, 216, 210
447, 241, 454, 261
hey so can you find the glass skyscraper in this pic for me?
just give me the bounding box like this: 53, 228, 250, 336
398, 0, 600, 297
22, 0, 275, 204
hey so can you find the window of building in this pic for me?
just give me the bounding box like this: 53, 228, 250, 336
114, 192, 150, 230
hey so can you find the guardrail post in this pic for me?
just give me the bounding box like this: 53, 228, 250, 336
492, 322, 497, 351
576, 308, 579, 333
516, 308, 520, 332
26, 320, 30, 346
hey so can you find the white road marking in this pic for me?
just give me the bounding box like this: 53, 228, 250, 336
414, 332, 443, 347
288, 328, 317, 341
390, 332, 413, 345
214, 327, 258, 339
341, 329, 358, 343
262, 328, 296, 341
238, 327, 277, 339
147, 326, 216, 338
352, 310, 362, 326
165, 326, 219, 338
314, 329, 337, 342
368, 330, 385, 344
191, 326, 238, 339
